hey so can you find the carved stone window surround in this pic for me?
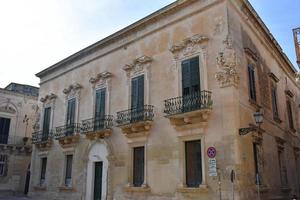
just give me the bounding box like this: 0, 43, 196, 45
122, 55, 152, 108
89, 71, 113, 117
169, 34, 209, 96
63, 84, 82, 124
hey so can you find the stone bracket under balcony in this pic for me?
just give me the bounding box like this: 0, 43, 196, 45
57, 135, 80, 148
32, 130, 53, 150
116, 105, 154, 138
35, 139, 53, 150
118, 121, 153, 138
164, 91, 212, 131
85, 129, 112, 140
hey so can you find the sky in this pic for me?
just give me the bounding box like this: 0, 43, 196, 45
0, 0, 299, 88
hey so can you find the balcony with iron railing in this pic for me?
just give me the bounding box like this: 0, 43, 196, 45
116, 105, 154, 138
81, 115, 114, 140
164, 90, 213, 130
32, 129, 53, 149
54, 123, 81, 148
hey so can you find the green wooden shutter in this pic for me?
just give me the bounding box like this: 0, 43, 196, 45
67, 99, 76, 125
133, 146, 144, 187
65, 155, 73, 186
95, 88, 106, 119
42, 107, 51, 139
94, 162, 103, 200
131, 75, 144, 109
40, 157, 47, 184
182, 60, 191, 96
181, 57, 200, 96
185, 140, 202, 187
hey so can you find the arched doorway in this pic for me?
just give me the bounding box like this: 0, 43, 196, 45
86, 143, 109, 200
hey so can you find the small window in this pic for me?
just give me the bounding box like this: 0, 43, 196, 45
271, 85, 279, 119
133, 147, 144, 187
185, 140, 202, 187
65, 155, 73, 187
248, 65, 256, 102
286, 100, 294, 130
253, 143, 262, 185
40, 157, 47, 186
0, 155, 8, 177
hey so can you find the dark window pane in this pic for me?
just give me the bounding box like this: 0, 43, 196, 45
0, 117, 10, 144
40, 157, 47, 185
133, 146, 144, 187
131, 75, 144, 109
182, 57, 200, 96
94, 162, 103, 200
185, 140, 202, 187
271, 86, 279, 118
248, 65, 256, 101
42, 107, 51, 140
287, 100, 294, 130
65, 155, 73, 187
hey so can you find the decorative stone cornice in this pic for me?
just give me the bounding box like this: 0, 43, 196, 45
169, 34, 208, 60
0, 104, 16, 114
89, 71, 113, 84
123, 55, 153, 78
63, 83, 82, 95
40, 93, 57, 103
215, 35, 239, 88
295, 72, 300, 84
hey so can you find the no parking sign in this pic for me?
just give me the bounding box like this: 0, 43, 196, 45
207, 147, 217, 158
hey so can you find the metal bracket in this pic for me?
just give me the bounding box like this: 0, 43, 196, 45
239, 127, 256, 136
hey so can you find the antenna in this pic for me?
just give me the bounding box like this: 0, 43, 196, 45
293, 27, 300, 68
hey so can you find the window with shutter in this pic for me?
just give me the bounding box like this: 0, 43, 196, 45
42, 107, 51, 140
271, 86, 279, 119
95, 88, 106, 130
253, 143, 262, 185
0, 154, 8, 177
181, 57, 200, 96
131, 75, 144, 122
66, 99, 76, 135
0, 117, 10, 144
185, 140, 202, 187
248, 65, 257, 102
287, 100, 294, 130
133, 146, 144, 187
40, 157, 47, 186
65, 155, 73, 187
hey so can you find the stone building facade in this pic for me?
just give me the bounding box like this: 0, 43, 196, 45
29, 0, 300, 199
0, 83, 38, 196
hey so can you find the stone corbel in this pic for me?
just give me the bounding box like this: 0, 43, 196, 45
89, 71, 113, 88
63, 83, 82, 99
40, 93, 57, 103
215, 35, 240, 88
169, 34, 209, 60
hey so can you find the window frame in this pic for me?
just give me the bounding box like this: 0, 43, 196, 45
132, 146, 145, 187
0, 154, 8, 177
247, 64, 257, 102
40, 157, 47, 187
64, 154, 73, 187
185, 140, 202, 187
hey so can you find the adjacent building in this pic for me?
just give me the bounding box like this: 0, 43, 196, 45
0, 83, 38, 196
29, 0, 300, 199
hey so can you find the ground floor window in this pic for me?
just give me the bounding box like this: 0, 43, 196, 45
133, 146, 144, 187
185, 140, 202, 187
0, 154, 8, 176
65, 155, 73, 187
40, 157, 47, 186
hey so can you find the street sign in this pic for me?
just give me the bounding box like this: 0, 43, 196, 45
208, 158, 217, 177
207, 147, 217, 158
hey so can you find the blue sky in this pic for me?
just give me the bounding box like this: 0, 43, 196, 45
0, 0, 299, 88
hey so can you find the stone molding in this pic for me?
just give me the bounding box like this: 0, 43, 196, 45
40, 93, 57, 104
215, 35, 239, 88
89, 71, 113, 89
123, 55, 153, 78
169, 34, 208, 60
63, 83, 82, 100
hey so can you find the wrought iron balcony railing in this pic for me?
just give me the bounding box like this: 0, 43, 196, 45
116, 105, 154, 126
81, 115, 114, 134
32, 130, 53, 144
54, 123, 81, 140
164, 90, 212, 116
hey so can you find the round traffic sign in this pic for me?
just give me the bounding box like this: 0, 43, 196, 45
207, 147, 217, 158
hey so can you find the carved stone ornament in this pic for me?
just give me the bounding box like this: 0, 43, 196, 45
40, 93, 57, 104
295, 72, 300, 84
215, 35, 240, 88
89, 71, 113, 87
122, 55, 153, 78
0, 104, 16, 114
169, 34, 208, 60
63, 83, 82, 99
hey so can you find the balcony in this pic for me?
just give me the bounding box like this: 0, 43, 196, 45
81, 115, 113, 140
54, 123, 81, 148
164, 91, 212, 130
116, 105, 154, 138
32, 130, 53, 150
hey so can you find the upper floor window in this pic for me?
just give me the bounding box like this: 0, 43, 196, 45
66, 98, 76, 126
248, 65, 256, 102
182, 57, 200, 96
286, 100, 294, 131
94, 88, 106, 130
185, 140, 202, 187
42, 107, 51, 139
271, 85, 279, 120
0, 117, 10, 144
131, 75, 144, 109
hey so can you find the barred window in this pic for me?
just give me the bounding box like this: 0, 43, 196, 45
0, 155, 8, 177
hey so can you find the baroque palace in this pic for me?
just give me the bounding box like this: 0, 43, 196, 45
29, 0, 300, 199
